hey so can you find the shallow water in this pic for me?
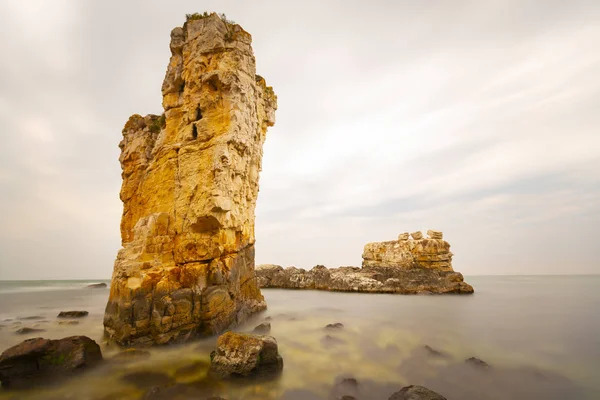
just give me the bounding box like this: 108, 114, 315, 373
0, 276, 598, 399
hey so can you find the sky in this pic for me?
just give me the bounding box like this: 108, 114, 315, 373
0, 0, 599, 279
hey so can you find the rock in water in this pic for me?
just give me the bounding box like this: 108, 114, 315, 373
58, 311, 89, 318
256, 230, 474, 294
209, 331, 283, 378
0, 336, 103, 389
252, 322, 271, 334
103, 13, 277, 346
87, 283, 107, 288
389, 385, 447, 400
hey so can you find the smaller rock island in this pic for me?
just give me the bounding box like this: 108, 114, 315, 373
256, 230, 474, 294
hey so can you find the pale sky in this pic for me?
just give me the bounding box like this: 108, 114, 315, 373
0, 0, 599, 279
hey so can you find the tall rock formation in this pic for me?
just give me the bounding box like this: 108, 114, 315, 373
256, 231, 474, 294
104, 13, 277, 346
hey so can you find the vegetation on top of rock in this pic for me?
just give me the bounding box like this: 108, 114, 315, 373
186, 12, 236, 25
147, 114, 165, 134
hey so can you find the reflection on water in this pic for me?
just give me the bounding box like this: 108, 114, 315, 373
0, 276, 599, 399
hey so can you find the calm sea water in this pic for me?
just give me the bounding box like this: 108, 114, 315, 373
0, 276, 598, 399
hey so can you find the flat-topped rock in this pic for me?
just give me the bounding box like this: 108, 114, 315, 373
256, 231, 473, 294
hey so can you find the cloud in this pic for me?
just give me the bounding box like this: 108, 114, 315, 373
0, 0, 599, 279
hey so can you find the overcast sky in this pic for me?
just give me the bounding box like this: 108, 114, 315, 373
0, 0, 599, 279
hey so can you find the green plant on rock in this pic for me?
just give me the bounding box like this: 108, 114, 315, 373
186, 11, 210, 21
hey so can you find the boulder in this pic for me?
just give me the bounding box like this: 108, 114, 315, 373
410, 231, 423, 240
252, 322, 271, 334
426, 230, 443, 239
87, 283, 107, 288
209, 331, 283, 379
103, 12, 276, 346
57, 311, 88, 318
15, 327, 46, 335
398, 232, 409, 241
0, 336, 103, 389
389, 385, 447, 400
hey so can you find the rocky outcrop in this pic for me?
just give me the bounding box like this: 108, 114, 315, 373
209, 331, 283, 378
256, 231, 473, 294
103, 13, 277, 346
0, 336, 103, 389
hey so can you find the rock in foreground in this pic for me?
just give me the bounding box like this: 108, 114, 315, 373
256, 231, 473, 294
0, 336, 103, 389
389, 385, 447, 400
103, 12, 277, 346
209, 331, 283, 379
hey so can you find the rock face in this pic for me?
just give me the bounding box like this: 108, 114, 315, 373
256, 231, 473, 294
0, 336, 103, 389
103, 13, 277, 346
209, 331, 283, 378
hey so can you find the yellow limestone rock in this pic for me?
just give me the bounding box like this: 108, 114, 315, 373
104, 13, 277, 346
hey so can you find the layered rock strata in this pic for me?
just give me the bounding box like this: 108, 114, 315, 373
256, 231, 473, 294
104, 13, 277, 346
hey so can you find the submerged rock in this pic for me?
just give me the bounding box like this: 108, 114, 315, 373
87, 282, 107, 288
324, 322, 344, 330
209, 331, 283, 379
103, 12, 277, 346
389, 385, 447, 400
18, 316, 45, 320
0, 336, 102, 389
57, 320, 80, 325
465, 357, 491, 369
256, 231, 474, 294
57, 311, 89, 318
15, 327, 46, 335
252, 322, 271, 334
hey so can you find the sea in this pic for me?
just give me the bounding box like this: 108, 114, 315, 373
0, 275, 598, 400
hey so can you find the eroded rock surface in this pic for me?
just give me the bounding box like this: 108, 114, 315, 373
0, 336, 102, 389
209, 331, 283, 378
256, 231, 473, 294
104, 13, 277, 346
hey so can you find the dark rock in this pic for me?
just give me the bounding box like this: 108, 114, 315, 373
465, 357, 491, 369
57, 311, 89, 318
329, 375, 361, 400
121, 371, 174, 389
87, 282, 107, 289
18, 316, 45, 320
325, 322, 344, 330
321, 335, 346, 347
389, 385, 447, 400
15, 327, 46, 335
0, 336, 103, 389
252, 322, 271, 334
423, 345, 448, 358
209, 331, 283, 379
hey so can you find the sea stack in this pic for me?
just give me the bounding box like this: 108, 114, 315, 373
104, 13, 277, 346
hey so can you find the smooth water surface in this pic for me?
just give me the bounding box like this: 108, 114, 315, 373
0, 276, 598, 399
